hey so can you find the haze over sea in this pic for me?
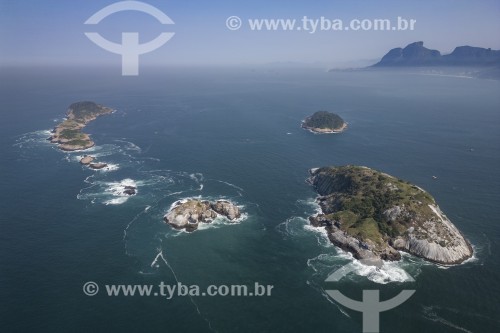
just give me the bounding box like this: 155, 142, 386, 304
1, 67, 499, 332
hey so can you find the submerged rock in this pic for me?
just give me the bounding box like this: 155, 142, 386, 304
307, 165, 473, 265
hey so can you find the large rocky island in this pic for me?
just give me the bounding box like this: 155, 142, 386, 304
302, 111, 347, 133
164, 199, 241, 232
307, 166, 473, 265
49, 101, 113, 151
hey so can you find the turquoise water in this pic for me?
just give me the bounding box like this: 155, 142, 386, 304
1, 67, 499, 332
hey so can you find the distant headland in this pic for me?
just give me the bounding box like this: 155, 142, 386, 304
49, 101, 113, 151
372, 41, 500, 67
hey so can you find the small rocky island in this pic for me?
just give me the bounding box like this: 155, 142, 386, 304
122, 185, 137, 196
302, 111, 347, 133
307, 166, 473, 265
79, 155, 109, 170
49, 101, 113, 151
164, 199, 241, 232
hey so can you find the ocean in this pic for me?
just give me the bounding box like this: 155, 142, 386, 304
1, 66, 499, 332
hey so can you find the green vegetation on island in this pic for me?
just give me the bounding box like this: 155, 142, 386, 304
302, 111, 346, 133
49, 101, 113, 151
308, 165, 473, 265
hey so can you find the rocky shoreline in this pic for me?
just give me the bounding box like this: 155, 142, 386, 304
164, 199, 241, 232
308, 166, 473, 265
301, 122, 348, 134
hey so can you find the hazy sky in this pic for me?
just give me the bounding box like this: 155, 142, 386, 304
1, 0, 499, 67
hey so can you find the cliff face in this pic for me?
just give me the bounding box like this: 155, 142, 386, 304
373, 41, 500, 67
308, 166, 473, 265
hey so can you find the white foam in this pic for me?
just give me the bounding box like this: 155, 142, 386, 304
13, 129, 54, 148
422, 306, 473, 333
196, 217, 229, 231
150, 249, 217, 332
96, 178, 139, 205
307, 250, 415, 285
297, 197, 322, 215
115, 139, 142, 152
305, 276, 351, 318
104, 197, 129, 205
348, 259, 414, 284
214, 180, 244, 192
303, 224, 332, 248
189, 173, 204, 183
276, 216, 307, 237
97, 163, 119, 172
457, 243, 479, 265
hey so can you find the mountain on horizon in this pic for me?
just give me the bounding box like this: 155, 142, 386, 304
372, 41, 500, 67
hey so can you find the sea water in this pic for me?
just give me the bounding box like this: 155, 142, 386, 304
1, 67, 499, 332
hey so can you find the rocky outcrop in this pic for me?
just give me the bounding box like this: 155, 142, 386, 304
390, 204, 473, 265
123, 186, 137, 196
88, 163, 108, 170
307, 166, 473, 265
164, 199, 241, 232
79, 155, 95, 165
210, 200, 241, 220
79, 155, 109, 170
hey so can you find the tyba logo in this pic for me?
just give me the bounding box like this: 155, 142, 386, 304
325, 259, 416, 333
84, 1, 175, 76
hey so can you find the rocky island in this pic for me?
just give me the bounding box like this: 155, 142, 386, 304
307, 166, 473, 265
49, 101, 113, 151
122, 185, 137, 196
164, 199, 241, 232
78, 155, 109, 170
79, 155, 95, 165
302, 111, 347, 133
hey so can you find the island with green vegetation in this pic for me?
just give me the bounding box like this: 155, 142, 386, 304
307, 165, 473, 265
49, 101, 113, 151
302, 111, 347, 133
